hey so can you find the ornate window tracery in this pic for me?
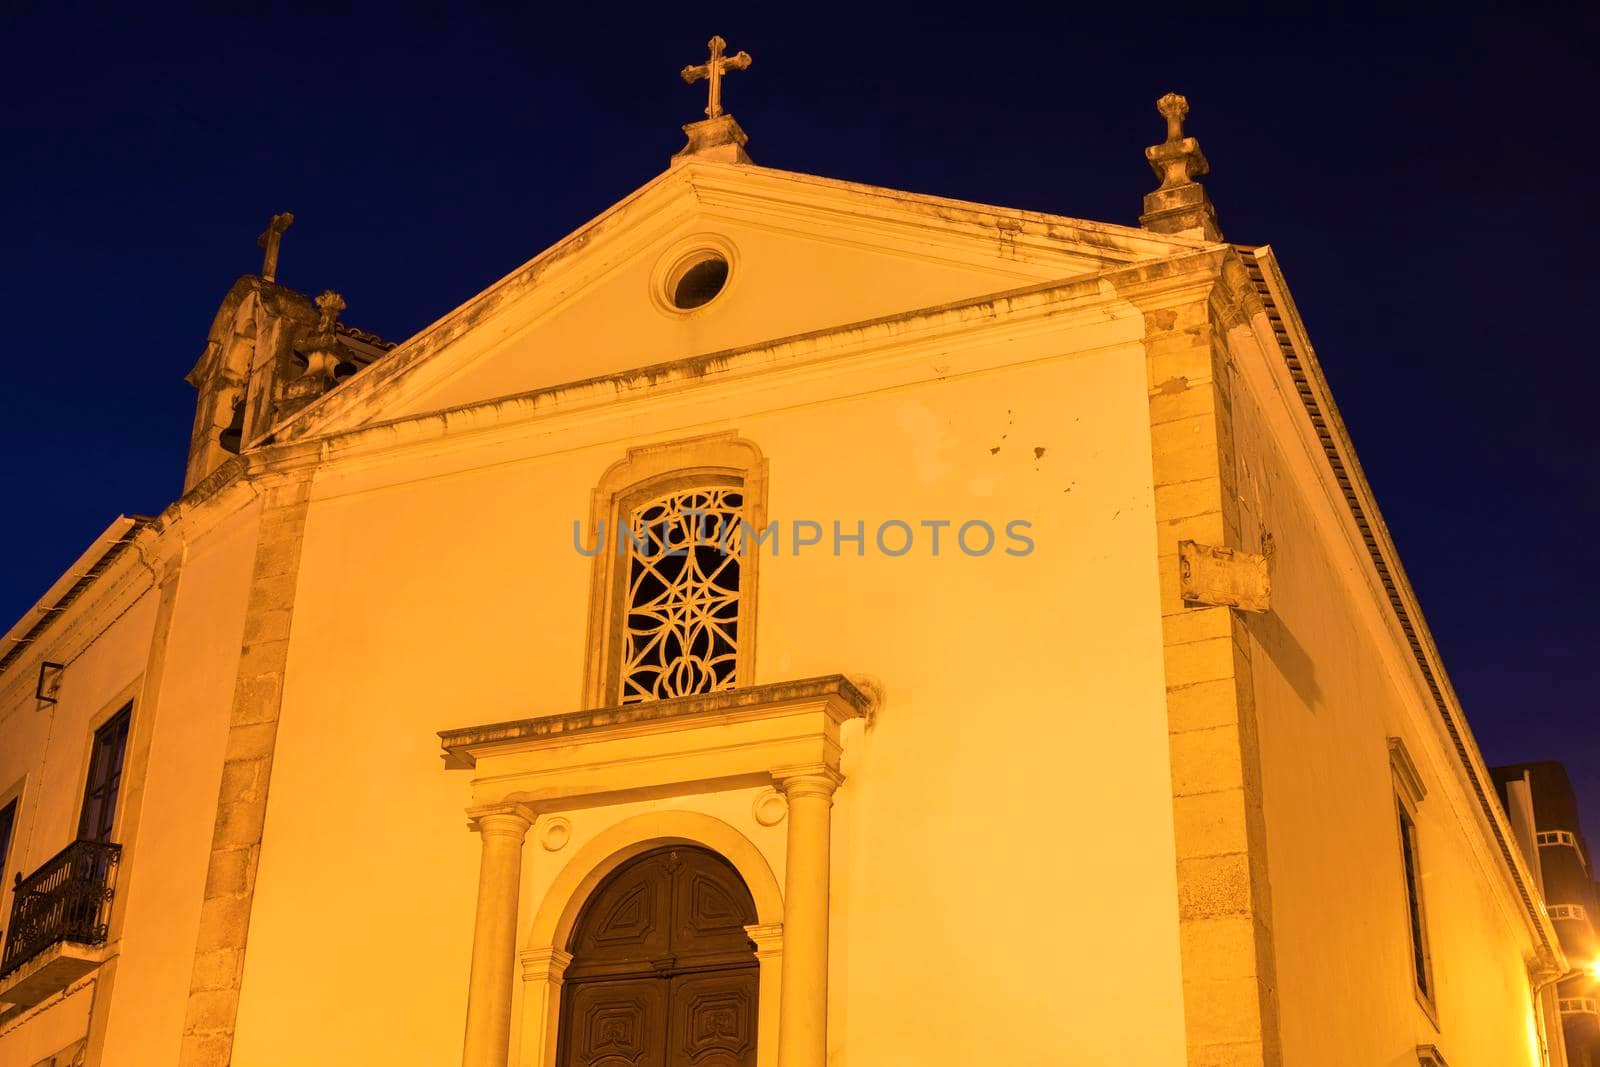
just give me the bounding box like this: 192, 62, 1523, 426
619, 485, 745, 704
582, 434, 767, 709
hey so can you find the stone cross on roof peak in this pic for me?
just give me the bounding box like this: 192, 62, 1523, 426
681, 36, 752, 120
671, 36, 755, 168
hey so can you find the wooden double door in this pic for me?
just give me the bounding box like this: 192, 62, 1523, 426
557, 846, 759, 1067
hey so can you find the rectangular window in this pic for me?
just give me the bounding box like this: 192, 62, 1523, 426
1397, 801, 1434, 1006
78, 705, 132, 843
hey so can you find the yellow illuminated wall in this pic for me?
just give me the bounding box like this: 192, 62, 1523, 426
230, 276, 1190, 1065
1227, 298, 1551, 1065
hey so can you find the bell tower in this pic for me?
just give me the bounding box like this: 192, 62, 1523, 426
181, 214, 392, 492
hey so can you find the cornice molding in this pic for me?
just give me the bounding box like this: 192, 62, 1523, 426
685, 163, 1210, 275
448, 674, 865, 815
267, 160, 1219, 444
439, 674, 869, 770
0, 451, 272, 705
7, 247, 1205, 675
685, 162, 1214, 255
274, 167, 697, 442
1237, 245, 1560, 961
0, 521, 159, 710
1105, 250, 1228, 311
235, 253, 1211, 493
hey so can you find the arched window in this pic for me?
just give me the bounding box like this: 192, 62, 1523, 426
583, 434, 767, 708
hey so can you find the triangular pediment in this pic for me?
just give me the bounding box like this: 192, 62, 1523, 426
276, 160, 1210, 440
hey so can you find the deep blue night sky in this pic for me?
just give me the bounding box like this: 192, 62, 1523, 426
2, 9, 1595, 825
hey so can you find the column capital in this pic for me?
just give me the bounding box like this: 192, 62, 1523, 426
772, 767, 842, 801
466, 803, 536, 838
744, 922, 784, 958
519, 947, 574, 984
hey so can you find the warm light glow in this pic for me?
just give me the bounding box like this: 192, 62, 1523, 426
1586, 959, 1600, 981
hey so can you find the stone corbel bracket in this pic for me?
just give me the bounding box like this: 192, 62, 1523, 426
847, 674, 885, 729
1178, 539, 1270, 613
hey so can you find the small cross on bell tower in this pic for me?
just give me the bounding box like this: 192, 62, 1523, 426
672, 36, 755, 168
256, 211, 294, 283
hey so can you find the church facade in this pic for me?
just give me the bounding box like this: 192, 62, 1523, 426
0, 50, 1576, 1067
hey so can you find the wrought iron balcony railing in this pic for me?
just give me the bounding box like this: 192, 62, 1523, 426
0, 839, 120, 979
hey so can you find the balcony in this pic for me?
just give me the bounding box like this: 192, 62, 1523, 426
0, 840, 120, 1011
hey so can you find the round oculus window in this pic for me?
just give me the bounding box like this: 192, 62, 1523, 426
666, 252, 730, 310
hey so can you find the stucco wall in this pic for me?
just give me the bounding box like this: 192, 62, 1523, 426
0, 595, 157, 885
229, 315, 1190, 1065
338, 164, 1171, 431
1228, 346, 1546, 1065
0, 570, 157, 1061
406, 221, 1060, 421
0, 982, 92, 1065
98, 503, 260, 1063
0, 499, 258, 1063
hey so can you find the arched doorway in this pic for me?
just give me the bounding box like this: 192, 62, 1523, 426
556, 845, 759, 1067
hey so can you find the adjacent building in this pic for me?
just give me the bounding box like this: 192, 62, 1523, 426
1496, 762, 1600, 1066
0, 54, 1575, 1067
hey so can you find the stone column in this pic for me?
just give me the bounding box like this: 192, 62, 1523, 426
463, 809, 533, 1067
774, 772, 839, 1067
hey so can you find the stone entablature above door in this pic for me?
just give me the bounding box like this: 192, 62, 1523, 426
439, 675, 871, 1067
439, 674, 868, 807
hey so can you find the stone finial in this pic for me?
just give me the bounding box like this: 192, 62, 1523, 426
1157, 92, 1190, 145
673, 36, 754, 168
256, 212, 294, 283
289, 290, 351, 406
1140, 92, 1221, 241
314, 290, 347, 333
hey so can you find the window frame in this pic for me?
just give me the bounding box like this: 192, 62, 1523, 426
1389, 735, 1437, 1025
0, 791, 18, 912
581, 433, 768, 708
1415, 1044, 1449, 1067
1396, 797, 1436, 1018
0, 796, 16, 877
77, 702, 133, 844
0, 777, 24, 957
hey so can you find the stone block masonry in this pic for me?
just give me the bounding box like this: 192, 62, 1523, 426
178, 474, 311, 1067
1141, 287, 1284, 1067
